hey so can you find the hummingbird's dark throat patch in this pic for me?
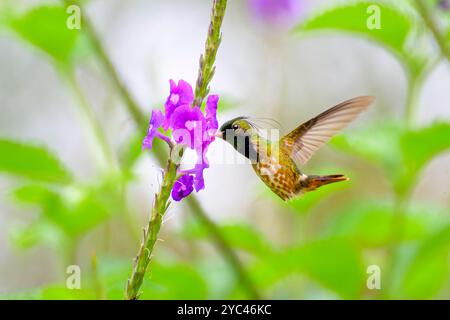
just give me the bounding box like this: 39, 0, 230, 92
220, 117, 261, 163
232, 134, 259, 163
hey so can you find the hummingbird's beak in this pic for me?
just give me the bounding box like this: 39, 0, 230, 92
214, 131, 223, 138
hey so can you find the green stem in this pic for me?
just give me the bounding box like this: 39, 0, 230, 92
194, 0, 227, 107
67, 0, 259, 299
382, 36, 434, 296
406, 0, 450, 127
404, 55, 442, 128
126, 150, 178, 300
63, 0, 147, 129
91, 251, 105, 300
405, 75, 421, 128
64, 70, 116, 171
415, 0, 450, 63
185, 196, 261, 299
154, 143, 261, 300
381, 188, 412, 299
61, 236, 78, 275
64, 70, 143, 243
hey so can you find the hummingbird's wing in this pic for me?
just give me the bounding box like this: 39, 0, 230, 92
281, 96, 375, 165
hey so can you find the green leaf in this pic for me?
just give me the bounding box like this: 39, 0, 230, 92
294, 1, 425, 74
141, 262, 208, 299
0, 139, 72, 184
40, 287, 96, 300
10, 221, 62, 250
401, 122, 450, 184
401, 225, 450, 298
12, 184, 114, 238
330, 122, 405, 194
67, 192, 112, 236
330, 122, 450, 196
9, 6, 79, 64
330, 122, 403, 173
252, 238, 365, 298
325, 201, 435, 247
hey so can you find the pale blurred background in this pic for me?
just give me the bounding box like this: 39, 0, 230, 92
0, 0, 449, 299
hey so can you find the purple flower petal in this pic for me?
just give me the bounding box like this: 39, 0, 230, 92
177, 80, 195, 105
172, 174, 194, 201
170, 105, 205, 149
205, 94, 219, 133
181, 163, 207, 192
144, 79, 220, 201
164, 79, 194, 130
193, 165, 205, 191
142, 109, 164, 150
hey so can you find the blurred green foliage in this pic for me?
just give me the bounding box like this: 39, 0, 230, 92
325, 201, 435, 247
248, 238, 365, 299
10, 6, 79, 63
331, 122, 450, 196
0, 140, 72, 184
0, 0, 449, 300
401, 224, 450, 298
295, 1, 427, 75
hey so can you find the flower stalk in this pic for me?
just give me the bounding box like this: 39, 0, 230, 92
65, 0, 258, 300
194, 0, 227, 107
126, 146, 179, 300
67, 0, 259, 300
126, 0, 231, 300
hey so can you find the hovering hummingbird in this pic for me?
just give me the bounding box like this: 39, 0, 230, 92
217, 96, 375, 201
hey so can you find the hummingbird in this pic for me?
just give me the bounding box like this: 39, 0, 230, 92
217, 96, 375, 201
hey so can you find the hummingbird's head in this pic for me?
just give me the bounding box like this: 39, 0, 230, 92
218, 117, 253, 141
217, 117, 258, 161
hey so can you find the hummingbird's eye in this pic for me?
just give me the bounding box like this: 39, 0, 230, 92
232, 124, 238, 130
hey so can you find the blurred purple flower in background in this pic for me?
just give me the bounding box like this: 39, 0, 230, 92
143, 80, 219, 201
248, 0, 304, 28
439, 0, 450, 10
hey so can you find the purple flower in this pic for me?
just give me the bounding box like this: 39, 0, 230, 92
248, 0, 304, 28
439, 0, 450, 10
142, 79, 219, 201
170, 105, 205, 149
164, 79, 194, 130
142, 109, 164, 150
205, 94, 219, 135
171, 174, 194, 201
182, 94, 220, 194
180, 164, 207, 193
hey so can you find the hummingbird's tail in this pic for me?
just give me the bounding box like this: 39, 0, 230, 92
302, 174, 349, 192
